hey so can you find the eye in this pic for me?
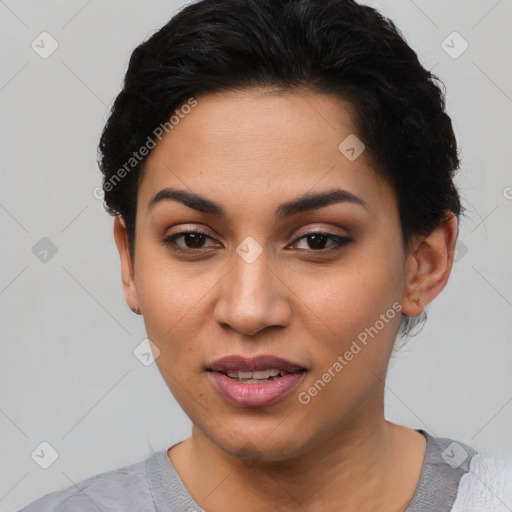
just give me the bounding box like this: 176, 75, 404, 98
290, 231, 352, 251
162, 230, 220, 251
162, 229, 351, 254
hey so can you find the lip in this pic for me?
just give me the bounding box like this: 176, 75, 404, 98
206, 354, 307, 408
207, 354, 306, 373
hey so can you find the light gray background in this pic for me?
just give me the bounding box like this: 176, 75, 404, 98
1, 1, 511, 510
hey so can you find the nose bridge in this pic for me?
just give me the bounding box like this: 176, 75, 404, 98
214, 244, 290, 335
234, 249, 271, 304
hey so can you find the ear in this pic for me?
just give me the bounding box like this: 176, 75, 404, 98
113, 215, 140, 313
401, 211, 458, 316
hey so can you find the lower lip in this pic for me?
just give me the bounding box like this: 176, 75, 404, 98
207, 371, 306, 408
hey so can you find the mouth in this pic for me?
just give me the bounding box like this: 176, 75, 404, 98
209, 368, 306, 384
206, 354, 307, 407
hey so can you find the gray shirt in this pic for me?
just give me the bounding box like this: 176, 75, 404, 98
18, 429, 477, 511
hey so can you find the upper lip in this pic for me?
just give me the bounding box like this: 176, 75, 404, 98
207, 354, 307, 373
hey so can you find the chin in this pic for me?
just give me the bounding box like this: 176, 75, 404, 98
208, 423, 311, 463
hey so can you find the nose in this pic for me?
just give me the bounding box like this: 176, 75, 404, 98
213, 249, 292, 336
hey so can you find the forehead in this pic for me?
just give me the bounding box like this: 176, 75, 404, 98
138, 88, 394, 215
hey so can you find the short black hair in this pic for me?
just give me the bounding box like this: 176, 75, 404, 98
98, 0, 462, 325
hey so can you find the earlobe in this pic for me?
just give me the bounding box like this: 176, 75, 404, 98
401, 212, 458, 316
113, 215, 141, 314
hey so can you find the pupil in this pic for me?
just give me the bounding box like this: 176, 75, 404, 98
185, 233, 205, 248
308, 234, 327, 250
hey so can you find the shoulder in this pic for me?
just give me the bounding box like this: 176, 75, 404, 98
405, 429, 478, 512
18, 451, 160, 512
451, 451, 512, 512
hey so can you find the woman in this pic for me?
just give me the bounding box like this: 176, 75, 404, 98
19, 0, 511, 510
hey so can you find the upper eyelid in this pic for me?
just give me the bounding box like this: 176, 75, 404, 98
165, 228, 349, 247
294, 227, 349, 238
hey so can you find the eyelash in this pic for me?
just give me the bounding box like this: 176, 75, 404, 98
161, 229, 352, 254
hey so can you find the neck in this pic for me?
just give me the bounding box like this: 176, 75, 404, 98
169, 390, 425, 511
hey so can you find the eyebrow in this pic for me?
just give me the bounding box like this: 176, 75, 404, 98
147, 187, 368, 219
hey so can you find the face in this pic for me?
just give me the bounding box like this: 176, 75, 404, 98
122, 88, 412, 461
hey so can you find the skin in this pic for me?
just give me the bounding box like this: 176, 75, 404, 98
114, 87, 458, 511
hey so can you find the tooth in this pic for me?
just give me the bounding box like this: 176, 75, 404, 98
252, 370, 271, 379
225, 368, 290, 380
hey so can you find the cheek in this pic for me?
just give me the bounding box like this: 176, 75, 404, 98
291, 248, 404, 345
134, 251, 212, 364
289, 242, 405, 404
291, 267, 403, 435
